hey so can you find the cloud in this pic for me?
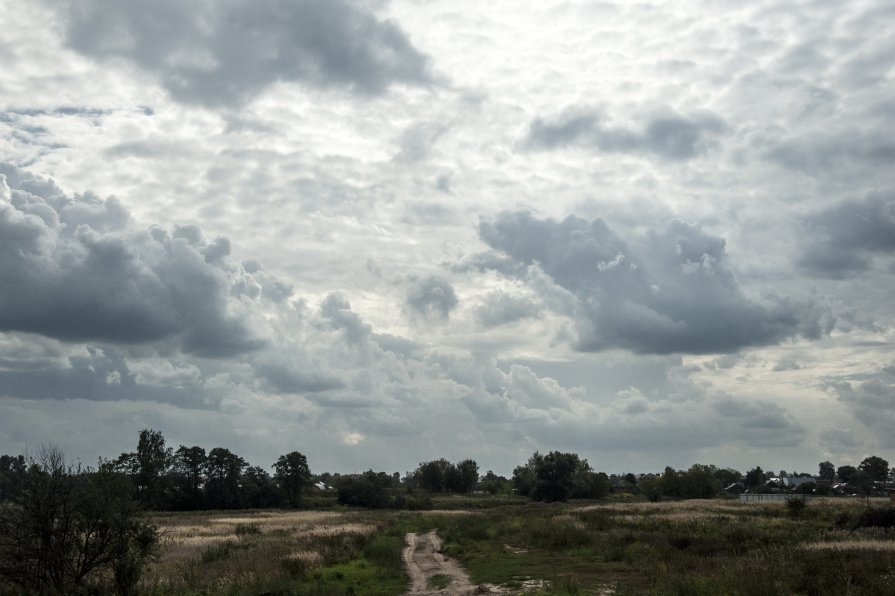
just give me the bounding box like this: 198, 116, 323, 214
0, 164, 268, 356
476, 211, 831, 354
54, 0, 432, 107
800, 194, 895, 278
828, 369, 895, 448
474, 291, 540, 328
0, 344, 219, 408
405, 276, 458, 323
524, 106, 726, 160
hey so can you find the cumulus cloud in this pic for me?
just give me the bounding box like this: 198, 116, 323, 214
828, 369, 895, 448
800, 194, 895, 278
0, 345, 219, 408
54, 0, 431, 106
0, 164, 268, 356
405, 276, 458, 323
524, 106, 726, 160
474, 291, 540, 328
476, 211, 831, 354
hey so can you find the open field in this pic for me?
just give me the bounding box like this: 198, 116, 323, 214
131, 497, 895, 595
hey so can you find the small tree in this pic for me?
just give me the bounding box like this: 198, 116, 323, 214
0, 445, 158, 595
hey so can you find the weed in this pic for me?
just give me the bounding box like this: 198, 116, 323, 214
427, 573, 452, 590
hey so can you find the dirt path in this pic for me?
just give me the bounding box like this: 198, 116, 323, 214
402, 530, 478, 595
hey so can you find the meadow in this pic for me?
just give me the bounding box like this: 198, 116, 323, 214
132, 495, 895, 595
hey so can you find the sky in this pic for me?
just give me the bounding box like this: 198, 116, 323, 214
1, 0, 894, 477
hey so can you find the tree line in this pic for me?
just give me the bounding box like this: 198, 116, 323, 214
1, 430, 891, 510
2, 431, 891, 594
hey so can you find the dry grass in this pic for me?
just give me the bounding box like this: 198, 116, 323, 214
804, 540, 895, 551
145, 509, 389, 593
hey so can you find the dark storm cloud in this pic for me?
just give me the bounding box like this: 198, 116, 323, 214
525, 107, 726, 160
0, 346, 217, 408
54, 0, 432, 106
476, 211, 830, 354
800, 194, 895, 278
0, 164, 265, 355
405, 276, 458, 323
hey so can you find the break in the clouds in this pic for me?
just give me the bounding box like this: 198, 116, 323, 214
53, 0, 431, 106
525, 106, 726, 160
0, 164, 266, 356
477, 211, 831, 354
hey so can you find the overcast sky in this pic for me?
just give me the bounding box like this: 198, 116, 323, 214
1, 0, 894, 476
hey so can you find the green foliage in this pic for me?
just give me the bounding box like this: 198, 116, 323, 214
852, 506, 895, 529
0, 455, 25, 503
744, 466, 765, 490
784, 495, 806, 518
412, 458, 480, 493
273, 451, 312, 507
818, 460, 835, 482
639, 475, 663, 502
205, 447, 248, 509
858, 455, 889, 483
480, 470, 512, 495
837, 464, 857, 483
427, 573, 452, 590
337, 471, 393, 508
0, 445, 158, 595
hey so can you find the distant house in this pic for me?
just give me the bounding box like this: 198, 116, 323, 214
832, 483, 856, 495
767, 476, 816, 490
784, 476, 816, 489
724, 482, 745, 494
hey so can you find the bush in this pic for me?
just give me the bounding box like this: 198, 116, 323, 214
0, 446, 158, 595
853, 507, 895, 529
337, 472, 392, 508
785, 495, 807, 518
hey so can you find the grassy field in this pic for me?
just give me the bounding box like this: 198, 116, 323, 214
132, 496, 895, 595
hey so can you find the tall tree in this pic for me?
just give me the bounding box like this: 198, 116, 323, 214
454, 459, 479, 493
512, 452, 541, 497
837, 465, 857, 484
0, 455, 26, 502
205, 448, 247, 509
744, 466, 765, 491
818, 461, 835, 482
242, 466, 281, 508
414, 459, 451, 493
858, 456, 889, 483
170, 446, 206, 510
531, 451, 583, 502
138, 429, 172, 507
273, 451, 311, 507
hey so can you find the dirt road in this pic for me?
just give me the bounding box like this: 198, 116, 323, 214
402, 530, 478, 595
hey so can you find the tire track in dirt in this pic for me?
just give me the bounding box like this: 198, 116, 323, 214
402, 530, 477, 595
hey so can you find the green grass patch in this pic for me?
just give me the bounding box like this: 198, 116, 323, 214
427, 573, 452, 590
